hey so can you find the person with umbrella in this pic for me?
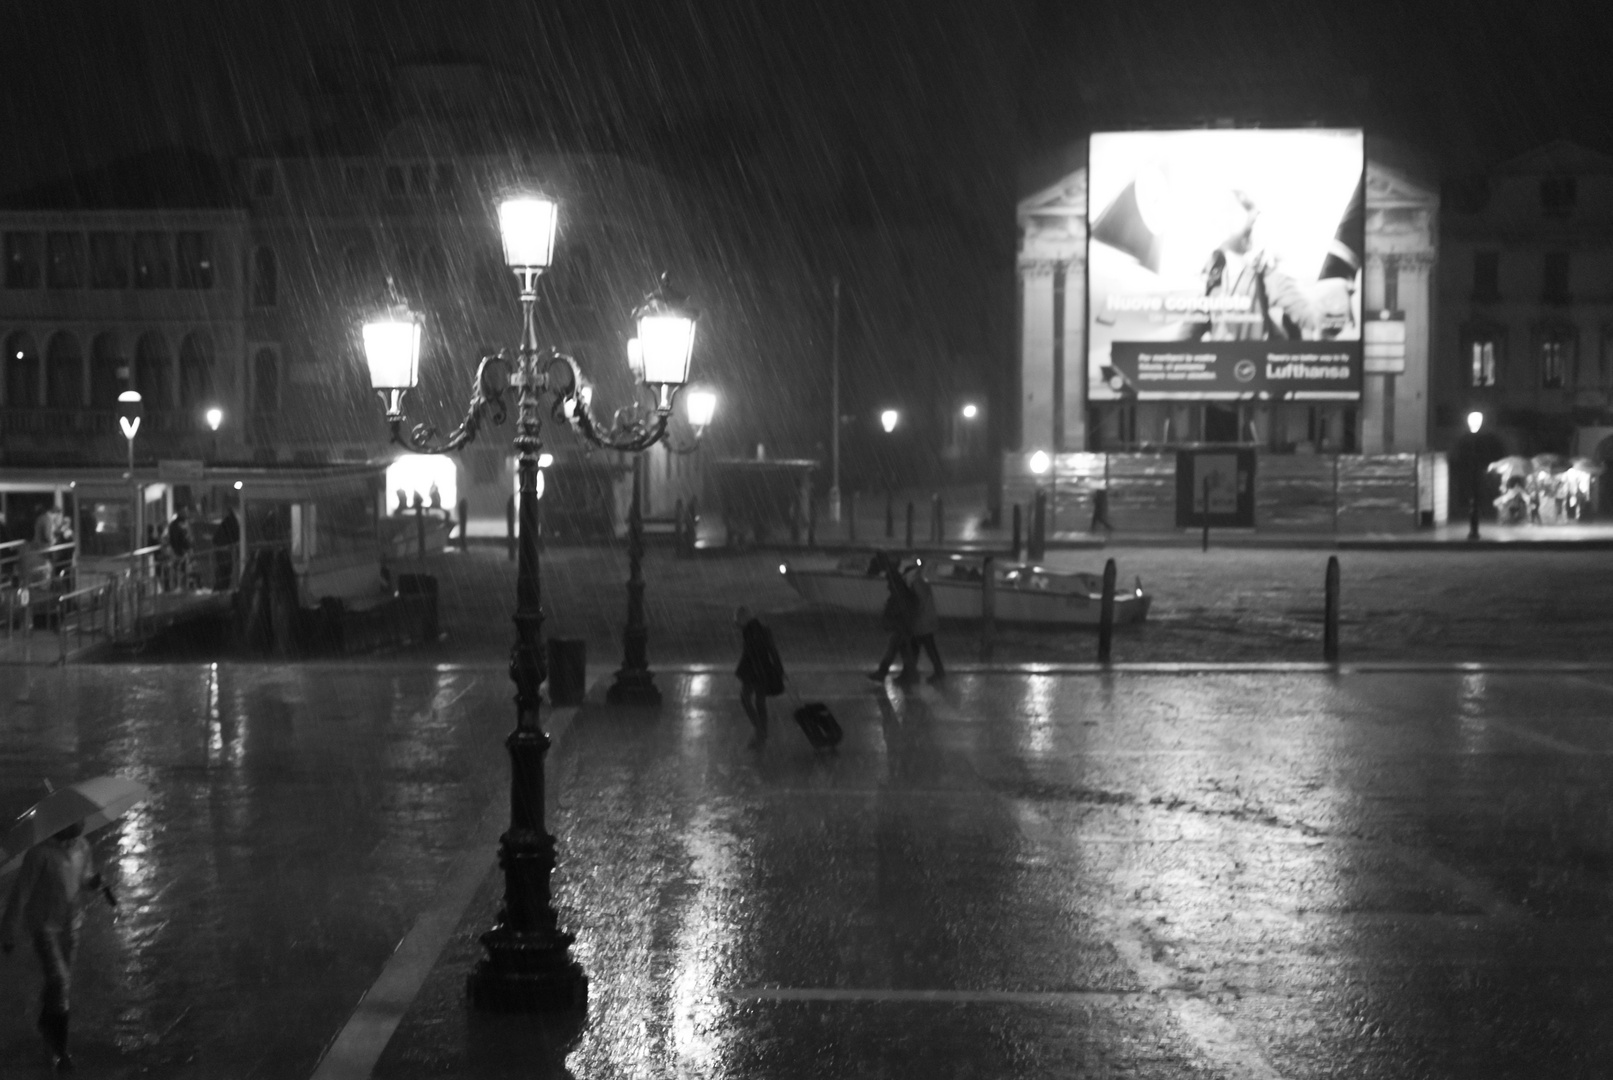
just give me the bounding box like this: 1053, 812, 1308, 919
2, 776, 143, 1072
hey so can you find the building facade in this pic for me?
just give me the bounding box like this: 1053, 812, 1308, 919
1009, 134, 1444, 533
1434, 139, 1613, 511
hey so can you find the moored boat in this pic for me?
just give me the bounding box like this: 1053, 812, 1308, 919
780, 553, 1150, 627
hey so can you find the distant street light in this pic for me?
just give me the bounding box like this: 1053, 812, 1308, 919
363, 193, 701, 1013
118, 391, 143, 546
1467, 411, 1485, 541
205, 406, 224, 465
880, 408, 899, 434
1028, 450, 1051, 475
961, 403, 979, 420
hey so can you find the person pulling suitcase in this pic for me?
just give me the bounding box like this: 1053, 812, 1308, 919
734, 606, 785, 749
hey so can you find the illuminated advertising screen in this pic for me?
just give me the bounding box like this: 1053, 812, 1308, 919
1087, 129, 1364, 401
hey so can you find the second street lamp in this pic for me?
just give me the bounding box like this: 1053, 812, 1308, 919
607, 341, 714, 707
363, 193, 700, 1013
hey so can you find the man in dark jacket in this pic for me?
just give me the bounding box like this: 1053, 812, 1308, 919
734, 605, 784, 748
867, 553, 918, 683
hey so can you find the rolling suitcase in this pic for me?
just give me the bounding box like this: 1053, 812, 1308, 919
791, 697, 843, 750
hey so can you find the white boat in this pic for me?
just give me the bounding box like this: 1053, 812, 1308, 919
780, 553, 1151, 627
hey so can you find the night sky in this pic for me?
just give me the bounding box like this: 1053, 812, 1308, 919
5, 0, 1610, 464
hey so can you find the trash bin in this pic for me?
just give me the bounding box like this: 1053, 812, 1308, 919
547, 638, 586, 705
396, 573, 439, 643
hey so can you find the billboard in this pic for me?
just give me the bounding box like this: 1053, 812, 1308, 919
1087, 129, 1364, 401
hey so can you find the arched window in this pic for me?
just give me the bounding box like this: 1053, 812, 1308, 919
135, 331, 171, 408
4, 330, 39, 407
45, 331, 83, 408
253, 246, 277, 307
90, 332, 122, 407
253, 348, 279, 415
179, 331, 214, 409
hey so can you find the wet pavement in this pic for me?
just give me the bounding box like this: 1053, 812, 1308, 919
3, 662, 1613, 1077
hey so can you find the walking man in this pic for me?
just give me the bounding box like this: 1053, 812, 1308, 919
867, 553, 918, 684
2, 822, 117, 1071
734, 605, 785, 748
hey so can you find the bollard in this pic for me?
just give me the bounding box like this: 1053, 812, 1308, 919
981, 554, 997, 657
904, 501, 915, 549
932, 493, 944, 543
687, 497, 700, 555
1201, 477, 1211, 553
1029, 491, 1047, 562
415, 501, 426, 558
885, 490, 895, 539
848, 490, 858, 543
1011, 504, 1022, 562
1098, 557, 1117, 664
1324, 555, 1340, 664
457, 499, 469, 551
505, 495, 516, 561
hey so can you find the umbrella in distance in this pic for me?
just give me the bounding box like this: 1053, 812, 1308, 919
1, 775, 151, 877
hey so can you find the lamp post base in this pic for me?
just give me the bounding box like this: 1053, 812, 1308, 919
606, 668, 662, 706
467, 929, 588, 1013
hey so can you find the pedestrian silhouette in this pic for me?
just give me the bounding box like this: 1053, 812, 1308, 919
734, 605, 785, 748
2, 821, 116, 1071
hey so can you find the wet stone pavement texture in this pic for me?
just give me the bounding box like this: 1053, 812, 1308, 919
3, 664, 1613, 1077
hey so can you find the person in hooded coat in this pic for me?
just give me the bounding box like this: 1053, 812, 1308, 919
734, 605, 785, 747
2, 821, 117, 1071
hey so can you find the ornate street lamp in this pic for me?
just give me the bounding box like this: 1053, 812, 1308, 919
607, 377, 716, 707
1467, 410, 1485, 541
118, 391, 143, 546
364, 193, 700, 1013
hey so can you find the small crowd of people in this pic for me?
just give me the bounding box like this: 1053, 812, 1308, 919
729, 551, 945, 751
150, 505, 240, 592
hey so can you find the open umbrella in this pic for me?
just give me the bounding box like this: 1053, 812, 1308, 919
1488, 456, 1534, 484
1, 775, 150, 877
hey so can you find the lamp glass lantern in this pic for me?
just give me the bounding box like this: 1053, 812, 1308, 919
205, 406, 224, 432
117, 390, 144, 440
880, 409, 899, 434
1467, 410, 1484, 435
497, 196, 559, 272
364, 304, 424, 416
633, 281, 698, 404
626, 337, 644, 382
684, 388, 717, 432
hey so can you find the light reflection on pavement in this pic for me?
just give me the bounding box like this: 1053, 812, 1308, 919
2, 663, 1611, 1078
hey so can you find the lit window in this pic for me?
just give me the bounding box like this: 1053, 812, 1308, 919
1536, 325, 1577, 390
1470, 341, 1497, 388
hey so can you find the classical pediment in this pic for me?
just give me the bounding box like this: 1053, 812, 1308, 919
1365, 161, 1437, 210
1018, 169, 1087, 223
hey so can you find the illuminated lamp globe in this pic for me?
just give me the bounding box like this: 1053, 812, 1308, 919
117, 390, 144, 440
205, 406, 224, 432
880, 409, 899, 434
961, 403, 979, 420
363, 303, 424, 417
685, 388, 717, 432
1466, 411, 1484, 435
633, 275, 698, 406
626, 337, 644, 382
497, 195, 559, 272
1029, 450, 1051, 475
